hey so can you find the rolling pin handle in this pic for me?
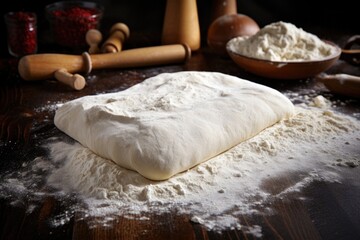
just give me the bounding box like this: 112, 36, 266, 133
54, 68, 86, 90
86, 29, 103, 54
101, 22, 130, 53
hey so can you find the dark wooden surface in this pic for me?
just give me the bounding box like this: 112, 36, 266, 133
1, 26, 360, 240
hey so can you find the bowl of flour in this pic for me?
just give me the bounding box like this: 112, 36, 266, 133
226, 21, 341, 79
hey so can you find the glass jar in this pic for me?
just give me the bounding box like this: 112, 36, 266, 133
45, 1, 103, 50
4, 12, 37, 57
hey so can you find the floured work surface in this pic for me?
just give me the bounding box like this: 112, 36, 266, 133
1, 49, 360, 239
54, 71, 294, 180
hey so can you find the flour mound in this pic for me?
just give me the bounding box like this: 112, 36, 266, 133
54, 71, 294, 180
227, 21, 338, 61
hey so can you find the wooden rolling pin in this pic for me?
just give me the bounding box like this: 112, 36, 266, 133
54, 68, 86, 90
316, 73, 360, 98
18, 44, 191, 81
86, 29, 103, 54
101, 22, 130, 53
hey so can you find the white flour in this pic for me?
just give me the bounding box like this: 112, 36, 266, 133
47, 95, 360, 232
1, 95, 360, 237
227, 21, 338, 61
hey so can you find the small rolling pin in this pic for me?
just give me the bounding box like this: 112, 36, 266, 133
86, 29, 103, 54
101, 22, 130, 53
18, 44, 191, 81
316, 73, 360, 98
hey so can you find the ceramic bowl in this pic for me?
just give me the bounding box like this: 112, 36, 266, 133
226, 39, 341, 80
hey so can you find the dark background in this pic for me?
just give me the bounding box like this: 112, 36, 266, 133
0, 0, 358, 57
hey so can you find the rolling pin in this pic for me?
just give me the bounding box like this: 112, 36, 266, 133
18, 44, 191, 81
315, 73, 360, 98
101, 22, 130, 53
86, 29, 103, 54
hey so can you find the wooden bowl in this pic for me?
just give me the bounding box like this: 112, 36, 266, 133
226, 39, 342, 80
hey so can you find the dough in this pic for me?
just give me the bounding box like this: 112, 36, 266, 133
54, 71, 294, 180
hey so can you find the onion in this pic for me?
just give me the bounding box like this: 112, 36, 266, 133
207, 14, 260, 55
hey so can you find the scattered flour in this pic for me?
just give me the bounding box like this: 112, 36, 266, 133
1, 95, 360, 236
227, 21, 339, 61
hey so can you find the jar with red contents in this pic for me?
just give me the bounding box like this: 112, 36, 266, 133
45, 1, 103, 50
4, 12, 37, 57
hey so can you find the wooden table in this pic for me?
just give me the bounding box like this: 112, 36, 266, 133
1, 31, 360, 240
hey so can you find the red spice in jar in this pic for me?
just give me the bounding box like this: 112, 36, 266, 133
49, 6, 101, 48
4, 12, 37, 57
